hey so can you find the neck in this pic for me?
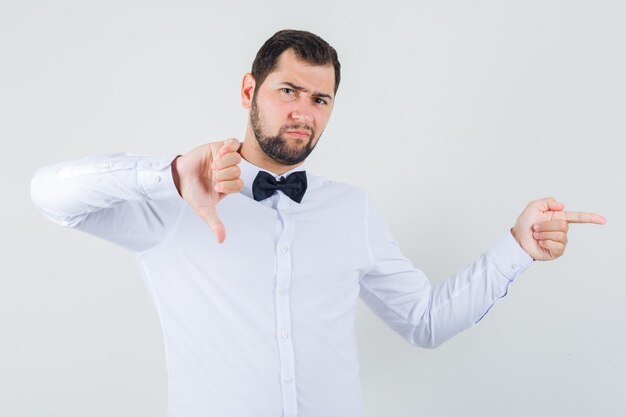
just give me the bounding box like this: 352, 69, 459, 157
239, 124, 304, 175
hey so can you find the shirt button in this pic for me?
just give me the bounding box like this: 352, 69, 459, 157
281, 331, 289, 339
278, 288, 288, 296
154, 175, 161, 183
280, 246, 289, 253
283, 377, 292, 384
511, 263, 518, 269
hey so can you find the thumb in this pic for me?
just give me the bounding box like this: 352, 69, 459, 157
196, 204, 226, 244
536, 196, 565, 212
546, 196, 565, 211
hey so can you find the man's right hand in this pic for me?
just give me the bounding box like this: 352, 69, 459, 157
171, 138, 243, 243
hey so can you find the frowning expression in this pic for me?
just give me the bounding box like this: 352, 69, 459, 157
249, 49, 335, 165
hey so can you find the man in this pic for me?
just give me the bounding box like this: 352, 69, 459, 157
30, 29, 605, 417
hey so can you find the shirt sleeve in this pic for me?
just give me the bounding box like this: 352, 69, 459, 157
30, 152, 185, 253
358, 194, 534, 348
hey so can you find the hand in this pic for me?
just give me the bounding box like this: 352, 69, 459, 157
172, 138, 243, 243
510, 197, 605, 261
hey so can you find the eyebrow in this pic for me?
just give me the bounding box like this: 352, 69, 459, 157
281, 81, 333, 101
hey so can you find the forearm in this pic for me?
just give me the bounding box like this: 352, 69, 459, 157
360, 194, 535, 349
411, 232, 534, 347
31, 152, 183, 251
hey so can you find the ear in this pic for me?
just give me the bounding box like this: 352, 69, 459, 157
241, 73, 256, 109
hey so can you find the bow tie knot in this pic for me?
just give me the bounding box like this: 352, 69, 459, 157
252, 170, 307, 204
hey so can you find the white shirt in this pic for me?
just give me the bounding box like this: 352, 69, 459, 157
30, 151, 534, 417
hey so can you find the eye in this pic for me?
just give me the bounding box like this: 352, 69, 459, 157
314, 97, 328, 105
281, 88, 295, 95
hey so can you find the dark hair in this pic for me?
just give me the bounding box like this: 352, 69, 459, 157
251, 29, 341, 95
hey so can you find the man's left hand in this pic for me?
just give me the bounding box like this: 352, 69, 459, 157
511, 197, 606, 261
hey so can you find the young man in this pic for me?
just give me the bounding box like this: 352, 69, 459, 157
30, 29, 605, 417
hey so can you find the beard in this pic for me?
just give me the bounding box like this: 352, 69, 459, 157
250, 95, 321, 165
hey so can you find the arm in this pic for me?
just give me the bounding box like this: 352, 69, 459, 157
30, 139, 245, 251
359, 195, 605, 348
30, 152, 184, 252
358, 195, 533, 349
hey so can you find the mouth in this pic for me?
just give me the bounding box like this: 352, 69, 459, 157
285, 130, 311, 139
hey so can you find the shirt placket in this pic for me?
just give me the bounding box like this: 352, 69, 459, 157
274, 192, 298, 417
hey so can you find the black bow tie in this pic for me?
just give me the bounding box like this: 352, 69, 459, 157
252, 170, 307, 204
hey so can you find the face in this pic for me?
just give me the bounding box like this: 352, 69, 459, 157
249, 49, 335, 165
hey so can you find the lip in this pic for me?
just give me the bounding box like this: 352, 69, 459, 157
285, 130, 311, 138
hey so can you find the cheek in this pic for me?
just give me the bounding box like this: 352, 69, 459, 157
259, 98, 290, 124
314, 109, 331, 129
259, 103, 281, 128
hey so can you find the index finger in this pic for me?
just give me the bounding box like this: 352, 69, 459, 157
564, 211, 606, 225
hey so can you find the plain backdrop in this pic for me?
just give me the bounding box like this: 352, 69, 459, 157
1, 1, 624, 416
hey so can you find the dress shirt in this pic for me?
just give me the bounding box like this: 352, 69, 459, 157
30, 151, 534, 417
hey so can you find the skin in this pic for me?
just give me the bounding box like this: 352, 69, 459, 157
239, 48, 335, 173
172, 49, 334, 242
511, 198, 605, 261
172, 48, 605, 254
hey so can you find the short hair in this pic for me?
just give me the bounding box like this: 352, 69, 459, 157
251, 29, 341, 95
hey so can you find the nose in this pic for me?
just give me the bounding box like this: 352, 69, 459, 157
290, 101, 314, 125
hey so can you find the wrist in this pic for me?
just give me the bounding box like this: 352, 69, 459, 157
171, 155, 183, 197
510, 226, 523, 248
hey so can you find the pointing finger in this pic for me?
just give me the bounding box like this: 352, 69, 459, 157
563, 211, 606, 225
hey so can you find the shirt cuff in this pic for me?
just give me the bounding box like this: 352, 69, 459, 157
486, 230, 534, 282
137, 154, 181, 200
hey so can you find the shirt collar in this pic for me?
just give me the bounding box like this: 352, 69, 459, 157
239, 155, 308, 200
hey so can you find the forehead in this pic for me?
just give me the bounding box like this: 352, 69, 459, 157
263, 49, 335, 97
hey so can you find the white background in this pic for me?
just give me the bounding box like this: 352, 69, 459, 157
1, 1, 624, 416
